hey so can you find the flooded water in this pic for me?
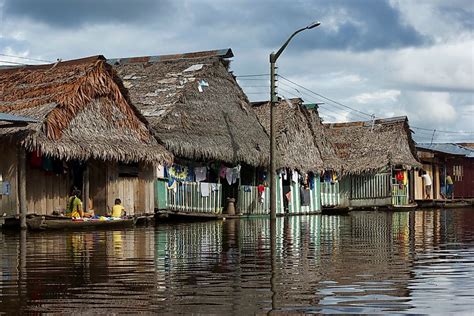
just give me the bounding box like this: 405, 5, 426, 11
1, 208, 474, 314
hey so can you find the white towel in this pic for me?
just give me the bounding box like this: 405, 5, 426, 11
200, 182, 210, 197
194, 166, 207, 182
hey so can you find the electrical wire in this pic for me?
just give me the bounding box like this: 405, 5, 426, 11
0, 53, 52, 63
0, 59, 27, 65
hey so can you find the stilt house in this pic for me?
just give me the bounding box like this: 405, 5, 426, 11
415, 143, 474, 200
325, 116, 421, 209
110, 49, 270, 215
252, 98, 342, 214
0, 56, 172, 219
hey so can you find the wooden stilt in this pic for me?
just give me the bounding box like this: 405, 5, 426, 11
18, 148, 27, 230
83, 162, 89, 215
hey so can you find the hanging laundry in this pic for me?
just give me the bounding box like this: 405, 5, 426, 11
300, 187, 310, 206
210, 183, 219, 192
285, 191, 292, 202
243, 185, 251, 193
225, 167, 234, 185
257, 185, 265, 203
324, 171, 332, 183
331, 172, 338, 183
291, 170, 299, 183
166, 181, 177, 193
219, 165, 227, 179
168, 164, 193, 182
309, 173, 314, 190
194, 166, 207, 182
30, 150, 42, 168
396, 171, 404, 182
200, 182, 210, 197
156, 165, 166, 179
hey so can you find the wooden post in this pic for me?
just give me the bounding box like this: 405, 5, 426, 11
18, 148, 27, 230
83, 162, 89, 215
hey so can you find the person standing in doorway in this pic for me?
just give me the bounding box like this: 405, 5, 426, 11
446, 173, 454, 200
421, 170, 432, 200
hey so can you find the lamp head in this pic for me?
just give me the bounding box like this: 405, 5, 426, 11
306, 21, 321, 29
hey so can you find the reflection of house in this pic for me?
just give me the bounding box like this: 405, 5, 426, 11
252, 99, 342, 214
110, 49, 269, 216
0, 56, 172, 218
415, 143, 474, 199
325, 116, 421, 208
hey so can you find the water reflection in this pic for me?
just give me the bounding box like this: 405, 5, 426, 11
0, 209, 473, 314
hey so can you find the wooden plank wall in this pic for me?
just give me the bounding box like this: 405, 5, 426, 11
106, 163, 155, 216
25, 158, 69, 215
89, 160, 107, 215
0, 141, 18, 216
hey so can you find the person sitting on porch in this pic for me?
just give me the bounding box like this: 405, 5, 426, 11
111, 198, 125, 218
421, 170, 432, 199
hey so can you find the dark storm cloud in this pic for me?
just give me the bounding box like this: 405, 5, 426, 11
3, 0, 176, 27
238, 0, 429, 51
2, 0, 430, 51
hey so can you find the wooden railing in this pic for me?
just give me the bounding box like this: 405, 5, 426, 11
237, 185, 269, 215
321, 182, 340, 206
166, 181, 223, 214
391, 183, 409, 206
350, 173, 391, 200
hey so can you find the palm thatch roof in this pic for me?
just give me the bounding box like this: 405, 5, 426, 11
252, 98, 342, 173
325, 116, 421, 174
0, 56, 172, 164
109, 48, 269, 167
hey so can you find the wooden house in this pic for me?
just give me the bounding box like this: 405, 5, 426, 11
110, 49, 270, 216
325, 116, 421, 209
252, 98, 342, 214
415, 143, 474, 200
0, 56, 172, 225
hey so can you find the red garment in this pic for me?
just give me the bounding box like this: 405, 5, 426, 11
396, 171, 404, 182
30, 150, 42, 168
257, 185, 265, 194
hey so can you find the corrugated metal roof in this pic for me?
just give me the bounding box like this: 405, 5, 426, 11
0, 112, 37, 123
107, 48, 233, 66
417, 143, 474, 157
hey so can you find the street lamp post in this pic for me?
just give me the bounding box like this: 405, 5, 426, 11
269, 21, 320, 221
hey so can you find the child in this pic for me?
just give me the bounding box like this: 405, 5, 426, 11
111, 198, 125, 218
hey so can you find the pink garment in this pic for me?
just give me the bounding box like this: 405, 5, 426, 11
219, 166, 227, 179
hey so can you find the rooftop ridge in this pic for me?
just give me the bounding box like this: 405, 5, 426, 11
108, 48, 233, 65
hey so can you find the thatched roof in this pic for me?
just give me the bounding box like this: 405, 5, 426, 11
109, 48, 269, 166
0, 56, 173, 164
252, 98, 342, 173
325, 116, 421, 174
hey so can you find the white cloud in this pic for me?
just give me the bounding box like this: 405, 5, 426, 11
351, 89, 401, 104
400, 91, 457, 125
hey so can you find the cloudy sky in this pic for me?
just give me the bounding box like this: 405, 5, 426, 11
1, 0, 473, 142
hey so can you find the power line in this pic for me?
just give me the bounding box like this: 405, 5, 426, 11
411, 126, 474, 134
0, 53, 52, 64
278, 74, 373, 118
235, 74, 269, 78
277, 80, 369, 121
0, 59, 27, 65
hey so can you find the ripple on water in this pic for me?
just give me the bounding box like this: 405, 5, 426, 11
0, 209, 473, 314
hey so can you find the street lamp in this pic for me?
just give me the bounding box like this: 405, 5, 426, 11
269, 21, 321, 221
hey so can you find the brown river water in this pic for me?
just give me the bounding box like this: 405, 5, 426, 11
1, 208, 474, 314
